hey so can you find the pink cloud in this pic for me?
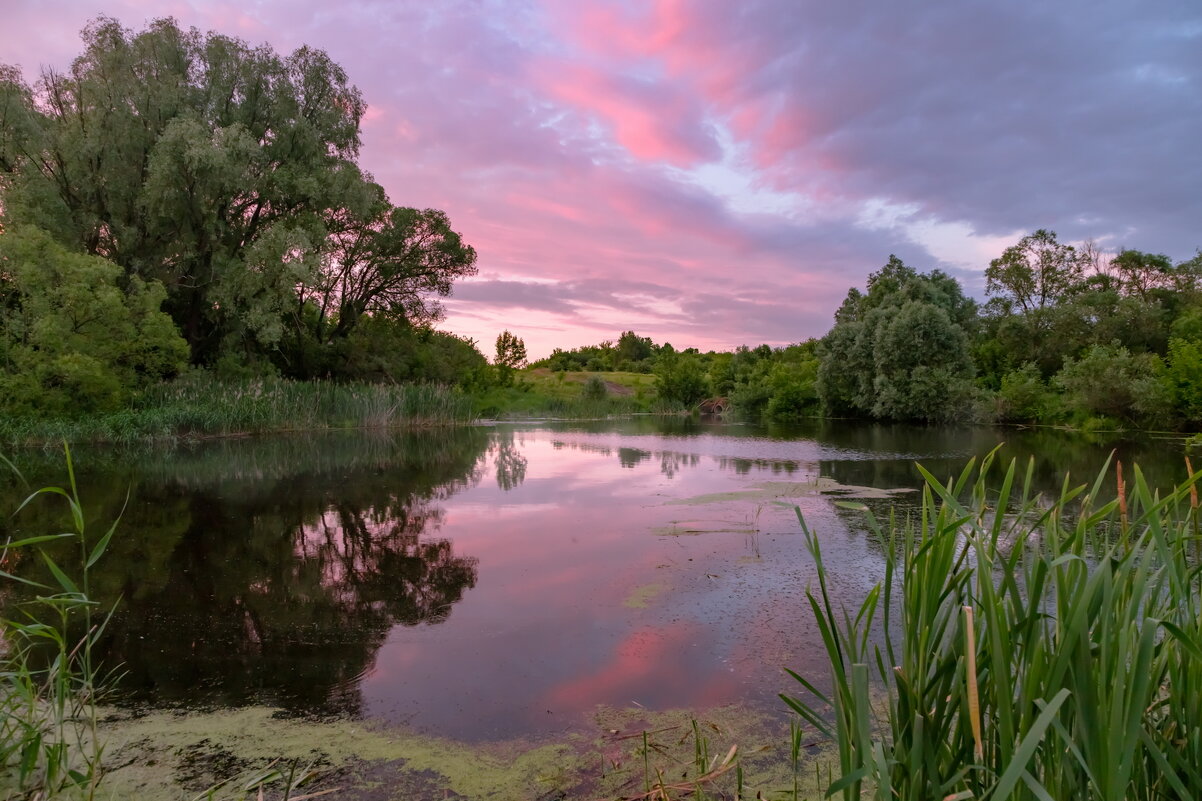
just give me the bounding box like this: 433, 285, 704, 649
16, 1, 1183, 362
0, 3, 885, 362
535, 61, 718, 166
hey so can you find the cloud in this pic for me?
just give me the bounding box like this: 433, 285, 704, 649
1, 0, 1198, 359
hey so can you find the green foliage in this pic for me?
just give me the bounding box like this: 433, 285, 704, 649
725, 343, 820, 422
0, 17, 476, 370
654, 352, 710, 407
976, 232, 1199, 392
615, 330, 654, 369
581, 375, 608, 401
1170, 304, 1202, 343
985, 228, 1088, 315
786, 454, 1202, 801
490, 330, 526, 388
818, 256, 976, 422
533, 331, 662, 374
281, 316, 490, 388
1164, 338, 1202, 427
494, 330, 527, 370
995, 362, 1055, 423
1053, 343, 1171, 426
0, 226, 189, 416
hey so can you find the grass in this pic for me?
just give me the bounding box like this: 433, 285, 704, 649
0, 374, 475, 446
473, 368, 674, 419
784, 449, 1202, 800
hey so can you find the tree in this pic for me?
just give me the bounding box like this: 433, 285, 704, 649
615, 330, 653, 368
985, 230, 1088, 315
1111, 249, 1177, 299
870, 301, 974, 421
0, 17, 475, 370
817, 256, 976, 421
1164, 338, 1202, 426
981, 230, 1096, 377
494, 330, 527, 369
301, 202, 476, 344
654, 351, 709, 407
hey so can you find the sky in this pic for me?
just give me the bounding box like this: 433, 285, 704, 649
1, 1, 1200, 359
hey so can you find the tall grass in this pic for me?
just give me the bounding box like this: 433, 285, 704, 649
784, 450, 1202, 800
0, 375, 475, 446
0, 447, 116, 799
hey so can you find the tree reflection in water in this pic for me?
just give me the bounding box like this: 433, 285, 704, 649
492, 429, 528, 492
1, 428, 490, 716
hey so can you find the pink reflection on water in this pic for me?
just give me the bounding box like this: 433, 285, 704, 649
544, 622, 741, 713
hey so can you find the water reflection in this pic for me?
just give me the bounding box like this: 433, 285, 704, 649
0, 419, 1191, 741
492, 430, 528, 492
618, 447, 649, 468
2, 429, 490, 713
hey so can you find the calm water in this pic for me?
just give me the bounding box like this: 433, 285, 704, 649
0, 418, 1188, 741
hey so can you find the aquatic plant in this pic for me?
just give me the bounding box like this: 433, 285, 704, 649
0, 375, 475, 446
0, 447, 117, 799
784, 450, 1202, 800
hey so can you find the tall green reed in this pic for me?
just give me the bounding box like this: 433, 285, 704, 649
1, 447, 118, 799
784, 450, 1202, 801
0, 375, 475, 446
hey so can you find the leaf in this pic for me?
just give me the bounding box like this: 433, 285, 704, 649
990, 689, 1069, 801
2, 532, 74, 549
41, 551, 79, 594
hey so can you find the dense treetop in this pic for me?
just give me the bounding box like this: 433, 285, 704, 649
0, 16, 476, 391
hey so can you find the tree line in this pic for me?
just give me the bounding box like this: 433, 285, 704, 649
539, 231, 1202, 431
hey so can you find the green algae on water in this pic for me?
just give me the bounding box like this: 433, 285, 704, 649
670, 477, 914, 507
95, 701, 835, 800
622, 582, 669, 608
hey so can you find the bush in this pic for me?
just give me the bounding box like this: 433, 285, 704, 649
0, 227, 188, 416
1164, 338, 1202, 427
581, 375, 608, 401
995, 362, 1053, 422
654, 354, 710, 407
1053, 342, 1171, 426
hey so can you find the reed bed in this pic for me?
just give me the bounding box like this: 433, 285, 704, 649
0, 376, 475, 446
785, 451, 1202, 801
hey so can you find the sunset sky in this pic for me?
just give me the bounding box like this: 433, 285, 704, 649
2, 1, 1200, 359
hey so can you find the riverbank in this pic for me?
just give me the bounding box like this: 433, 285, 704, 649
96, 703, 819, 800
0, 376, 475, 447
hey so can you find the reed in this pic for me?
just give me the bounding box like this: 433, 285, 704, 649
0, 375, 475, 446
0, 446, 117, 799
784, 450, 1202, 800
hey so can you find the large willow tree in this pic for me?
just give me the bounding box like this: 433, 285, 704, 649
817, 256, 977, 422
0, 17, 476, 368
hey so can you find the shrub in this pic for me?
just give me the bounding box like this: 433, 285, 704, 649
581, 375, 608, 401
996, 361, 1052, 422
1053, 342, 1171, 426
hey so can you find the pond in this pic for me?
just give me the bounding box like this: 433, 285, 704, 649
0, 418, 1189, 744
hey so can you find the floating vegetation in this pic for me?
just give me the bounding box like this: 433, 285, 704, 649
671, 478, 915, 507
623, 582, 670, 609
